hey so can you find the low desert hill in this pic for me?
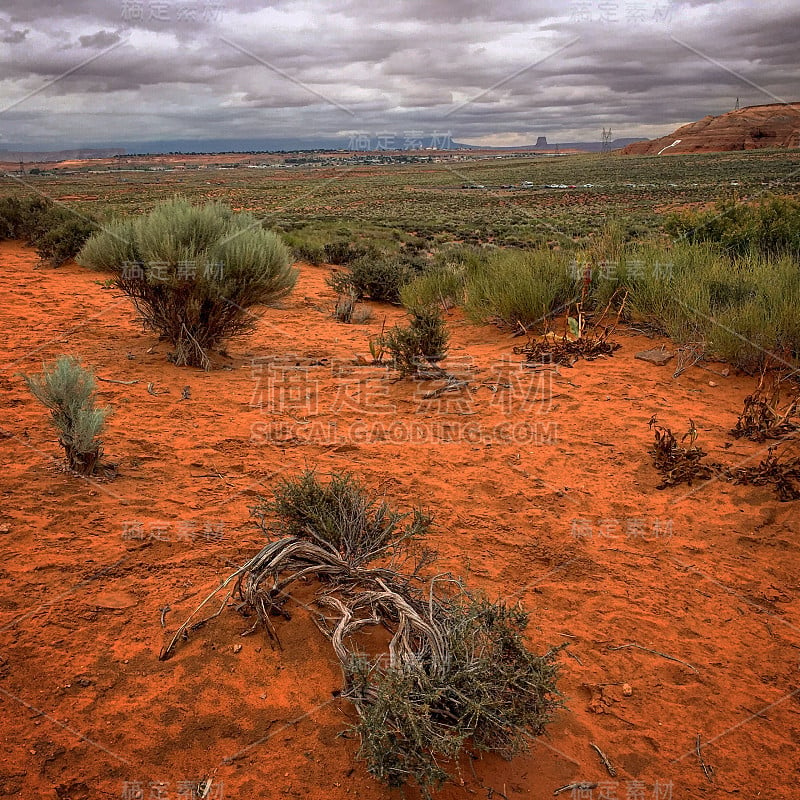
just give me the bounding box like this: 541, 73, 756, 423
620, 102, 800, 155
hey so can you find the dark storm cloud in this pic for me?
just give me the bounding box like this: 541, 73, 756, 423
79, 29, 122, 48
1, 27, 28, 43
0, 0, 796, 149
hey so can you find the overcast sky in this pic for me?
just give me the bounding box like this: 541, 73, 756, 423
0, 0, 796, 150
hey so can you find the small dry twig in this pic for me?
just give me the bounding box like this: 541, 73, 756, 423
553, 783, 597, 796
590, 742, 617, 777
608, 642, 698, 673
97, 377, 139, 385
696, 733, 714, 781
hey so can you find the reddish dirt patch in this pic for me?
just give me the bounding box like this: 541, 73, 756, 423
1, 241, 798, 799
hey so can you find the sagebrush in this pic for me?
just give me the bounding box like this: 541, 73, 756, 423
21, 356, 112, 475
77, 198, 297, 368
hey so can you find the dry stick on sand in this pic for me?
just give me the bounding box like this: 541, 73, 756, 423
590, 742, 617, 777
420, 378, 470, 400
696, 733, 714, 781
96, 376, 139, 385
553, 783, 597, 796
608, 643, 698, 674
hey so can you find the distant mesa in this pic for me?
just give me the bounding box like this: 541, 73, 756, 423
535, 136, 548, 148
619, 102, 800, 155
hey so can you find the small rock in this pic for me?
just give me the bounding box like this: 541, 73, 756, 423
635, 348, 674, 366
622, 683, 633, 696
232, 644, 242, 654
709, 380, 717, 387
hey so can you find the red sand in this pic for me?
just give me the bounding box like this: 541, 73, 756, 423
1, 241, 799, 799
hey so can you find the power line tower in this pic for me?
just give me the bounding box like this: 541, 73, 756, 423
601, 127, 612, 153
735, 97, 740, 110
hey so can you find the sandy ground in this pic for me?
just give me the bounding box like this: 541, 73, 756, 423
1, 240, 799, 800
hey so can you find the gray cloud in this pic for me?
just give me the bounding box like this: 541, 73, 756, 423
1, 27, 28, 43
0, 0, 796, 149
79, 29, 122, 48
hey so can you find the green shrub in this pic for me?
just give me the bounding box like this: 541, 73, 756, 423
77, 199, 297, 369
253, 470, 431, 568
34, 213, 98, 266
665, 195, 800, 257
294, 242, 326, 264
21, 356, 111, 475
401, 246, 489, 310
401, 263, 466, 310
0, 196, 97, 265
612, 242, 800, 372
381, 307, 449, 376
328, 253, 413, 303
323, 240, 369, 265
349, 595, 562, 796
165, 470, 562, 797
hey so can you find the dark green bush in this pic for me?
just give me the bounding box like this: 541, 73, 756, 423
381, 307, 449, 376
323, 240, 369, 265
21, 356, 112, 475
253, 470, 431, 568
348, 594, 562, 797
34, 213, 99, 266
77, 198, 296, 369
294, 242, 326, 264
665, 195, 800, 257
328, 253, 413, 303
0, 196, 97, 265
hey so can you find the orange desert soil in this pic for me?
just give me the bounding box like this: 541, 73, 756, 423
1, 240, 798, 800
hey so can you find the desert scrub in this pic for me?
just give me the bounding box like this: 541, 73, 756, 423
77, 198, 296, 369
665, 194, 800, 257
331, 288, 372, 324
620, 243, 800, 371
464, 248, 578, 329
381, 306, 450, 376
34, 212, 98, 267
348, 594, 561, 796
21, 356, 111, 475
401, 245, 488, 310
164, 470, 562, 798
401, 263, 466, 310
0, 195, 97, 266
327, 252, 413, 303
253, 470, 431, 568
